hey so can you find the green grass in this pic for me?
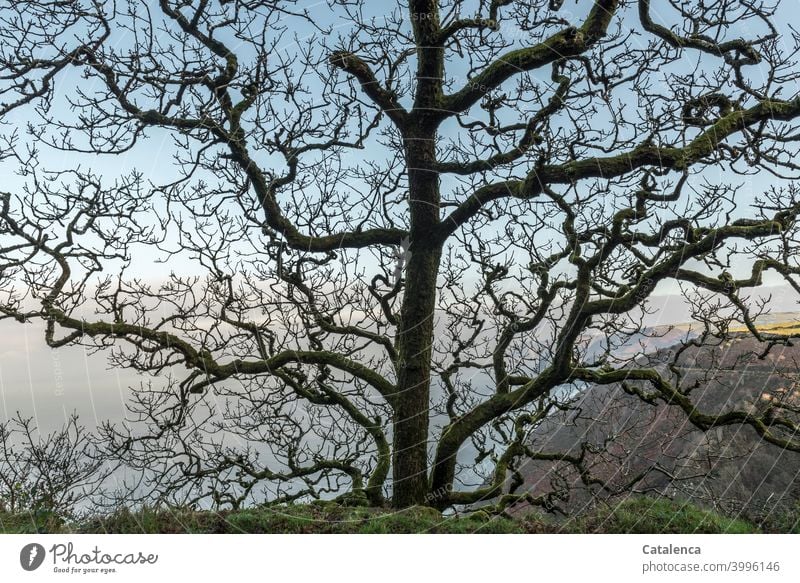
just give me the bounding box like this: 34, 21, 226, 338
566, 497, 760, 534
0, 509, 64, 534
74, 503, 531, 534
0, 497, 765, 534
749, 502, 800, 534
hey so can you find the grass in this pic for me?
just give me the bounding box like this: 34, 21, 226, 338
4, 503, 530, 534
80, 504, 530, 534
749, 502, 800, 534
0, 497, 765, 534
566, 497, 760, 534
728, 322, 800, 335
0, 509, 64, 534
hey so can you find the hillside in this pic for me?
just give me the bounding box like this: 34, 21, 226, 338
516, 324, 800, 521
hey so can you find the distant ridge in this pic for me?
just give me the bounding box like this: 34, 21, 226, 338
517, 329, 800, 519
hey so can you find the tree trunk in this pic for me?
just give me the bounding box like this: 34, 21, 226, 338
392, 127, 441, 508
392, 0, 444, 506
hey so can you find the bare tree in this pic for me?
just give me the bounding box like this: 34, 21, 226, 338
2, 0, 800, 511
0, 413, 106, 517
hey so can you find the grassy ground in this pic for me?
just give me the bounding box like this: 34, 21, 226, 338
729, 322, 800, 335
0, 497, 779, 534
570, 497, 760, 534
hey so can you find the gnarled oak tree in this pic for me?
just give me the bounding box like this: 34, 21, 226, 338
2, 0, 800, 510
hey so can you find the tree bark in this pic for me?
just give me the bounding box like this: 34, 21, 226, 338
392, 125, 441, 508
